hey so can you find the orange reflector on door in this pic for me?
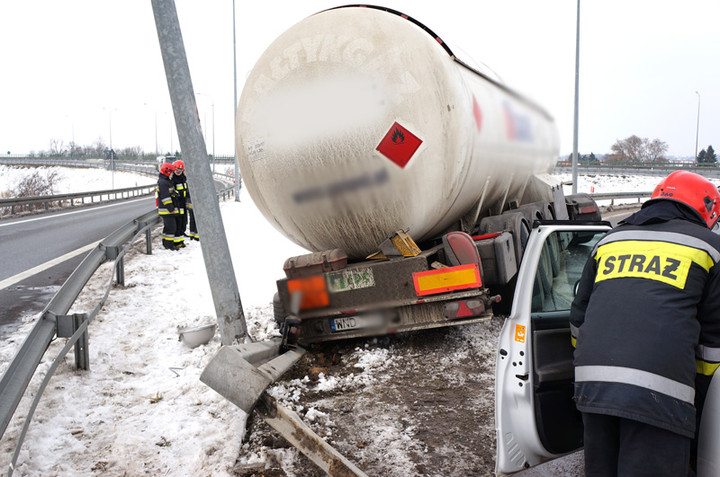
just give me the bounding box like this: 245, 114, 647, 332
413, 263, 481, 296
287, 275, 329, 310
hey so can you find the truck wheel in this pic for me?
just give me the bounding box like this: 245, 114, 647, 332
273, 292, 286, 327
508, 203, 543, 226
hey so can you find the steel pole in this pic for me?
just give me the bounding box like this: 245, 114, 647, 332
571, 0, 580, 194
151, 0, 247, 344
233, 0, 241, 201
695, 91, 700, 162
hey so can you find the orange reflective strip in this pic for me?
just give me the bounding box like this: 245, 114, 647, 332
413, 263, 481, 296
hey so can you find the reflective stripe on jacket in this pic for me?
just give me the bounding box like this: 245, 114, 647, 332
570, 201, 720, 438
156, 173, 177, 215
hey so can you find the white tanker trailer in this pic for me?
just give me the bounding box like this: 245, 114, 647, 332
235, 5, 602, 345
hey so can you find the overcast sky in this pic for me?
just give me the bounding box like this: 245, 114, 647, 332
0, 0, 717, 158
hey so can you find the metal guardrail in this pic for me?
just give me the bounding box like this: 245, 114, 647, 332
0, 185, 236, 455
554, 164, 720, 179
0, 157, 157, 175
0, 184, 157, 216
0, 159, 240, 218
589, 191, 652, 205
0, 209, 160, 439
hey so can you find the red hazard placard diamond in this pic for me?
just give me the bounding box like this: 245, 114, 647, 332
376, 121, 423, 168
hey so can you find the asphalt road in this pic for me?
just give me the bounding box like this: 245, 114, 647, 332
0, 197, 156, 337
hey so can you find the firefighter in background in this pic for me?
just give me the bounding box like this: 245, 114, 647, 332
570, 171, 720, 476
171, 160, 187, 248
156, 162, 180, 251
172, 159, 199, 242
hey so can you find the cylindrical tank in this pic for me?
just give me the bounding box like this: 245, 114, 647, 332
236, 5, 558, 259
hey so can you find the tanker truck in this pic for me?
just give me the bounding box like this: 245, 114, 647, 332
208, 5, 720, 475
235, 5, 602, 347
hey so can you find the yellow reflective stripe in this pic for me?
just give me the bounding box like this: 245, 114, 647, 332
161, 198, 173, 205
571, 336, 577, 348
696, 360, 720, 376
594, 240, 713, 289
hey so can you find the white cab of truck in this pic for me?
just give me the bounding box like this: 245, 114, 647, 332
494, 223, 720, 476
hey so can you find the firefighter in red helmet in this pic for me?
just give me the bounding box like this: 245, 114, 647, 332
156, 162, 180, 250
571, 171, 720, 475
172, 159, 199, 242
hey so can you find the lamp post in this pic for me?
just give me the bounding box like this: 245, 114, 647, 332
571, 0, 581, 195
103, 107, 117, 189
197, 92, 215, 172
695, 91, 701, 163
233, 0, 240, 201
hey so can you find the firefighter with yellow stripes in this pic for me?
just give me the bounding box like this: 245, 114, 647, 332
156, 162, 180, 251
570, 171, 720, 476
172, 159, 199, 242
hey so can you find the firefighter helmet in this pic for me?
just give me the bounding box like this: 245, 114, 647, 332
173, 159, 185, 171
645, 170, 720, 228
160, 162, 175, 176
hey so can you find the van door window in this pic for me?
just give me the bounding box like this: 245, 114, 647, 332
532, 230, 605, 313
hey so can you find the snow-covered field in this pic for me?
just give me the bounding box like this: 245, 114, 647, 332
0, 169, 715, 476
0, 165, 153, 197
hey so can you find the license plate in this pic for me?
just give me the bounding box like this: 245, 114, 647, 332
330, 314, 383, 332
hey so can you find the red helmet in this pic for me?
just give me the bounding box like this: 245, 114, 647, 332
160, 162, 175, 176
646, 170, 720, 228
173, 160, 185, 171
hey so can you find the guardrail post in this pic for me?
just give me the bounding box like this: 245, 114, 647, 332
56, 313, 90, 370
116, 256, 125, 286
73, 314, 89, 370
145, 228, 153, 254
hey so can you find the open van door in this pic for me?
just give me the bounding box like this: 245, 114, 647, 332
494, 223, 610, 475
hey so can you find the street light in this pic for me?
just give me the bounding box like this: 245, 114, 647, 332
695, 91, 701, 162
571, 0, 581, 195
102, 107, 117, 189
197, 92, 215, 172
233, 0, 240, 201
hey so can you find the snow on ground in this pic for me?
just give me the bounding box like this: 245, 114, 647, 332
0, 165, 153, 196
0, 168, 702, 476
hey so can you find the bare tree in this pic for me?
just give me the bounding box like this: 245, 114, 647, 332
609, 135, 668, 164
49, 138, 66, 156
646, 139, 668, 164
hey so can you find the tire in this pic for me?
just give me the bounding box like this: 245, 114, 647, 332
273, 292, 286, 326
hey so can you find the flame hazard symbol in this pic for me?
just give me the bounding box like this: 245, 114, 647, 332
376, 121, 422, 168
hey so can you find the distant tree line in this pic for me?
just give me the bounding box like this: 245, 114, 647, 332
558, 135, 717, 168
25, 138, 151, 160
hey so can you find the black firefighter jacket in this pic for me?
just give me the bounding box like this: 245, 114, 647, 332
570, 200, 720, 438
172, 173, 192, 212
156, 173, 177, 215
